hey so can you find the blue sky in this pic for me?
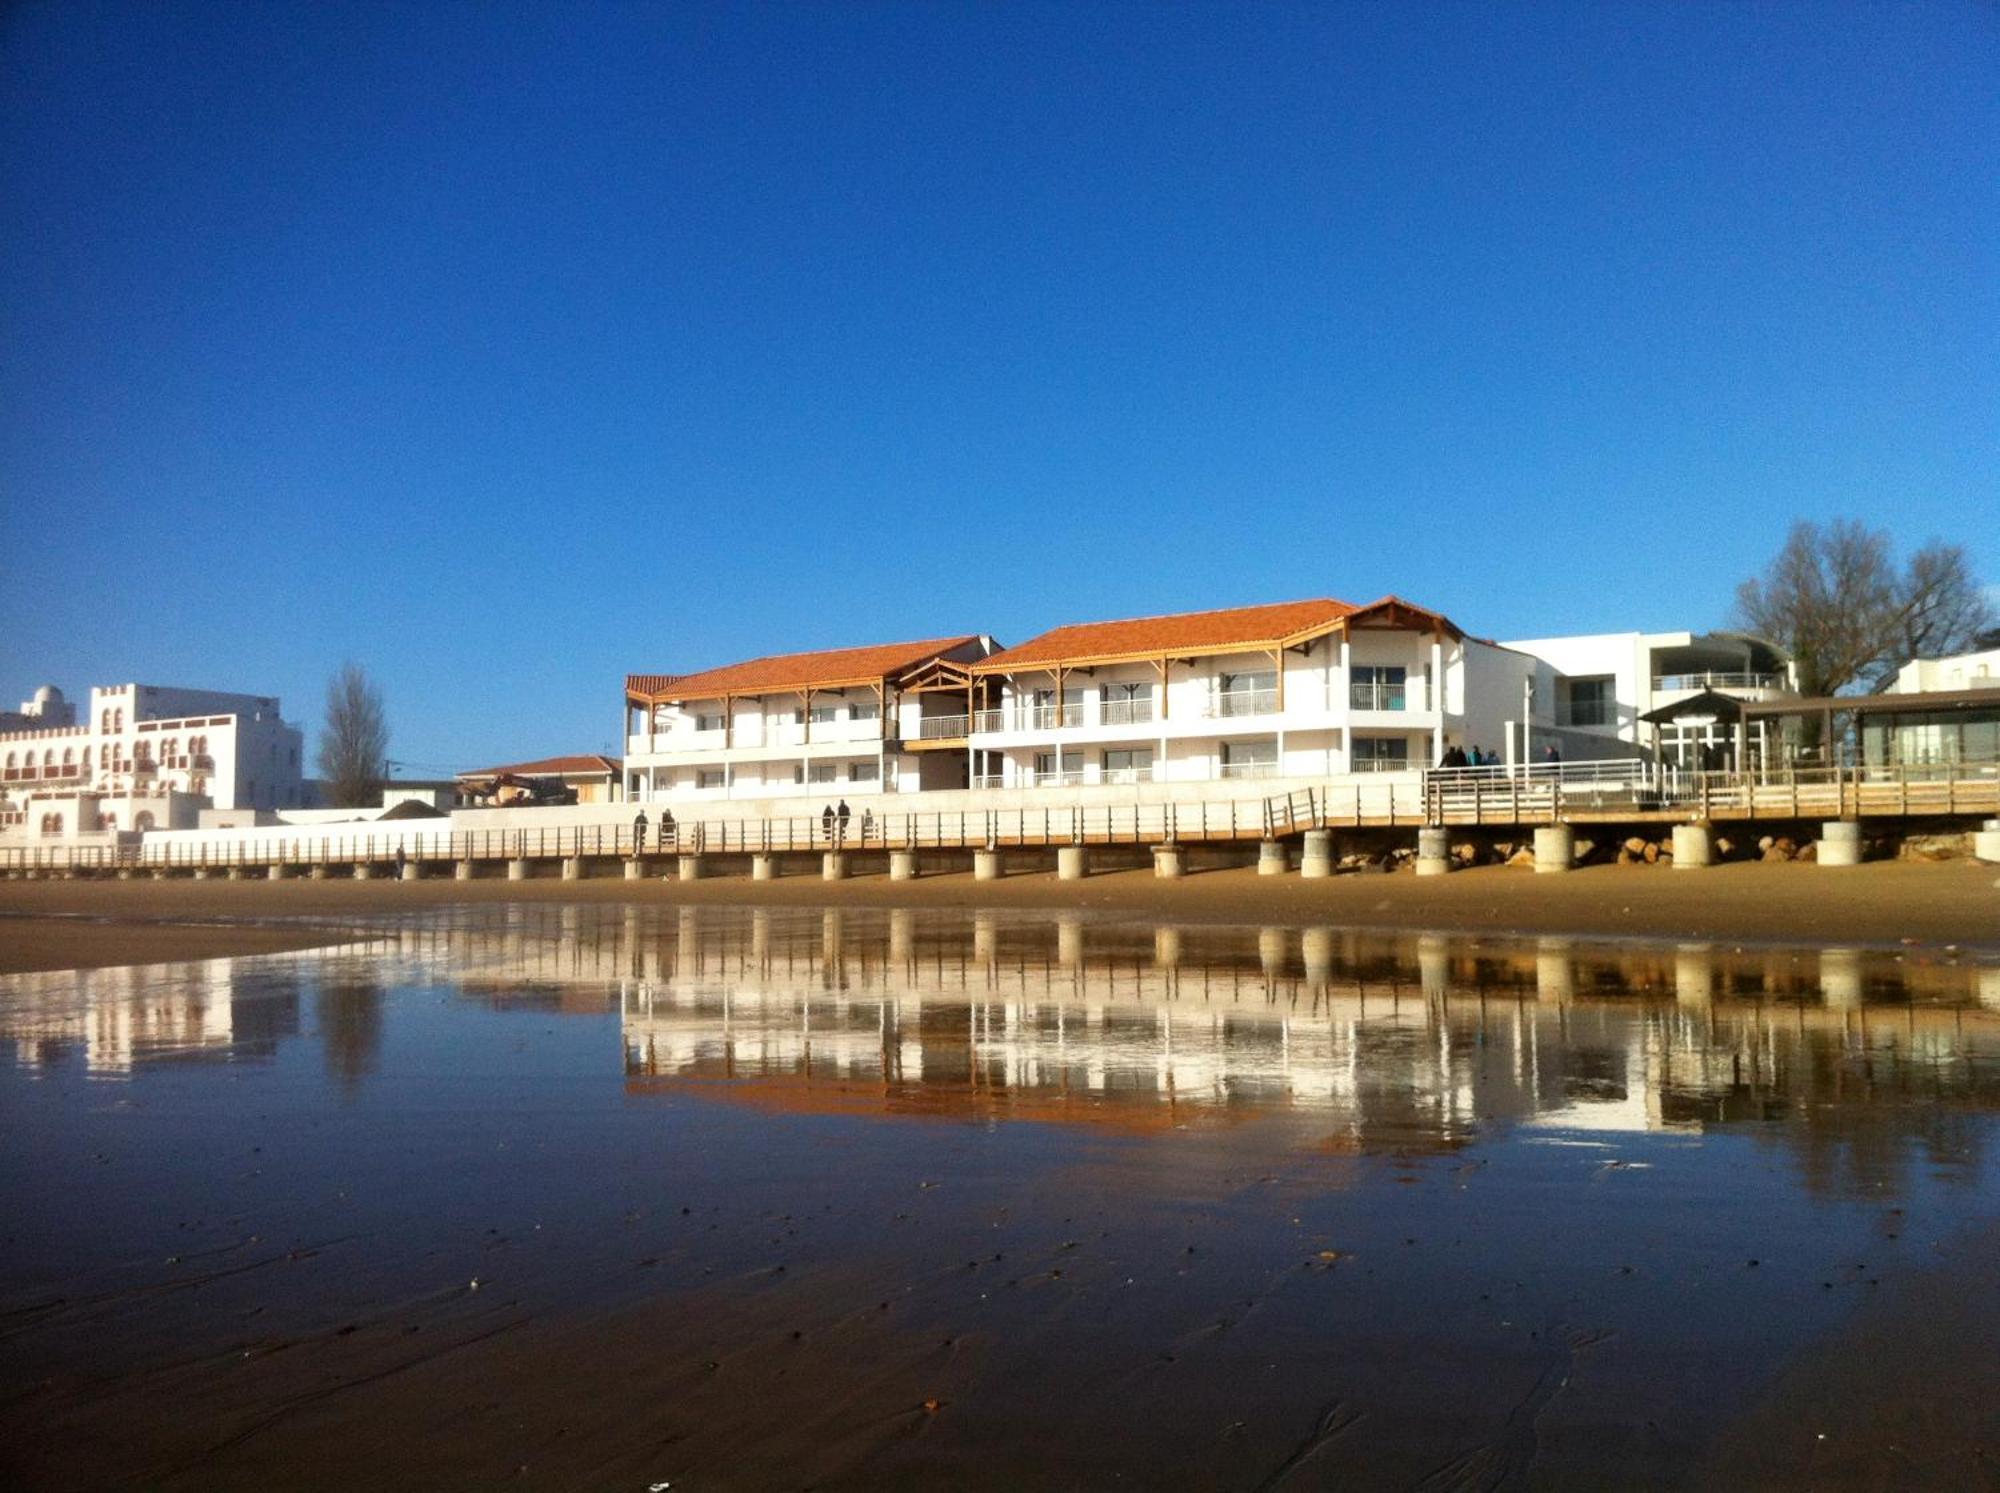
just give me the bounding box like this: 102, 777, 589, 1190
3, 1, 1993, 771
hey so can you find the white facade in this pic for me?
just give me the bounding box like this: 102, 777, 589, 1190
1890, 647, 2000, 694
1502, 629, 1795, 768
0, 682, 306, 843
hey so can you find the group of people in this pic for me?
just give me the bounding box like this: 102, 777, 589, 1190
1436, 744, 1562, 769
630, 808, 676, 852
821, 801, 873, 842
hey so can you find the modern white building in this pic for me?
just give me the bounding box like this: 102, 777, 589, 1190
622, 636, 999, 802
0, 682, 306, 843
962, 596, 1546, 787
1501, 629, 1796, 770
1889, 646, 2000, 695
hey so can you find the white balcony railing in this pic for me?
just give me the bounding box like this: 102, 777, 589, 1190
918, 714, 970, 740
1348, 684, 1407, 711
1101, 765, 1154, 785
1350, 756, 1412, 772
1217, 759, 1279, 780
1205, 689, 1278, 719
1652, 671, 1786, 692
1101, 698, 1155, 726
1031, 704, 1086, 730
973, 709, 1007, 735
1033, 768, 1088, 787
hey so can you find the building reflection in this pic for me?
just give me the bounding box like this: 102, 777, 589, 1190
0, 958, 302, 1076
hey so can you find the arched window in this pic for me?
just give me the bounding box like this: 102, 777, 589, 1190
100, 708, 112, 731
4, 751, 14, 770
81, 747, 91, 771
113, 708, 124, 731
135, 810, 155, 832
62, 747, 74, 765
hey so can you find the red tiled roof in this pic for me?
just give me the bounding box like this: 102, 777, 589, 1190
625, 674, 684, 696
630, 636, 983, 701
975, 599, 1359, 671
459, 754, 621, 781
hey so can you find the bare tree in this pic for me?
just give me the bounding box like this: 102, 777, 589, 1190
1735, 520, 1994, 696
317, 663, 389, 808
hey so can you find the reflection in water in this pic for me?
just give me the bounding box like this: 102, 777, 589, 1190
2, 906, 1998, 1193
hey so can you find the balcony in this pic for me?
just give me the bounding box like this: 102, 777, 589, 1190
1100, 764, 1154, 785
1101, 698, 1155, 726
1206, 688, 1278, 720
973, 709, 1006, 734
917, 714, 970, 740
1652, 671, 1786, 692
1348, 684, 1407, 712
1217, 759, 1279, 781
1031, 704, 1086, 731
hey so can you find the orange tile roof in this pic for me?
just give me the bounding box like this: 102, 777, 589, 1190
624, 673, 683, 696
459, 754, 621, 780
975, 598, 1358, 671
632, 636, 983, 701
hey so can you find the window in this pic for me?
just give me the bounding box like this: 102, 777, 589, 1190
696, 768, 726, 789
1102, 681, 1153, 725
807, 762, 839, 784
850, 701, 879, 722
1033, 749, 1082, 784
1214, 671, 1277, 718
1031, 689, 1083, 729
1352, 737, 1410, 770
810, 704, 840, 725
1350, 665, 1407, 711
849, 761, 879, 783
1562, 677, 1614, 728
695, 713, 726, 732
1102, 747, 1152, 783
1220, 740, 1278, 778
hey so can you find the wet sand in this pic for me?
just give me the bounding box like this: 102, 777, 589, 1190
2, 857, 1996, 975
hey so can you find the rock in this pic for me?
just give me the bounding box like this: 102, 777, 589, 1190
1505, 846, 1536, 868
1760, 844, 1792, 863
1757, 835, 1775, 853
1796, 842, 1817, 863
1572, 838, 1597, 862
1642, 842, 1661, 864
1616, 848, 1638, 865
1624, 837, 1649, 856
1899, 833, 1969, 861
1715, 836, 1736, 858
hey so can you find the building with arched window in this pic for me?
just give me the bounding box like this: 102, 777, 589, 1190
1, 680, 306, 845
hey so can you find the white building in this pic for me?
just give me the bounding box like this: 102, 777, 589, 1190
1501, 629, 1795, 770
0, 681, 306, 843
1889, 646, 2000, 695
622, 636, 999, 802
963, 596, 1551, 786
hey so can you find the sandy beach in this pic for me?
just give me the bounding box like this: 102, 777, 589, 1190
1, 857, 1995, 975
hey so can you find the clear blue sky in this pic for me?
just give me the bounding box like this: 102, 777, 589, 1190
4, 1, 1994, 772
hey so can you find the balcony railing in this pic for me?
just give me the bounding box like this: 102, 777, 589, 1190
1350, 756, 1412, 772
1031, 704, 1086, 730
1205, 689, 1278, 719
1348, 684, 1407, 711
1101, 698, 1154, 726
1033, 768, 1087, 787
1101, 764, 1154, 785
1652, 671, 1785, 692
918, 714, 971, 740
1218, 759, 1279, 780
973, 709, 1006, 734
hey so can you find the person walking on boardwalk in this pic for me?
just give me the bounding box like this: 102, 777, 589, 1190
836, 800, 852, 843
659, 808, 675, 847
633, 809, 649, 855
395, 844, 408, 879
821, 803, 835, 843
860, 806, 873, 842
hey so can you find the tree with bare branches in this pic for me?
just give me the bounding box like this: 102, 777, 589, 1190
317, 663, 389, 808
1734, 520, 1994, 697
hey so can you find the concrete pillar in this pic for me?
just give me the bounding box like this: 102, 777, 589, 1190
973, 848, 1003, 881
1671, 823, 1713, 869
973, 914, 997, 966
1056, 845, 1088, 881
1971, 820, 2000, 864
888, 849, 917, 881
353, 863, 375, 881
1536, 938, 1575, 1002
1300, 828, 1333, 879
676, 854, 703, 882
1675, 944, 1714, 1007
1820, 947, 1864, 1009
1258, 926, 1286, 979
309, 865, 330, 881
562, 857, 585, 881
1154, 925, 1182, 968
192, 867, 211, 881
1418, 934, 1450, 998
1301, 927, 1333, 989
507, 858, 530, 881
226, 867, 246, 881
456, 860, 475, 881
624, 858, 646, 880
751, 853, 776, 881
1533, 825, 1575, 874
401, 860, 424, 881
822, 851, 847, 881
1058, 918, 1083, 967
151, 869, 169, 880
267, 864, 290, 881
1152, 844, 1184, 880
1819, 821, 1863, 867
888, 907, 914, 966
1257, 840, 1287, 876
1415, 826, 1452, 877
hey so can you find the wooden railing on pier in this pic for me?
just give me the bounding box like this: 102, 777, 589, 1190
2, 762, 1994, 874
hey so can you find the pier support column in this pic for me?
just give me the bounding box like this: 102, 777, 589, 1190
1057, 845, 1088, 881
561, 857, 585, 881
822, 851, 848, 881
310, 865, 330, 881
401, 860, 424, 881
888, 849, 918, 881
267, 864, 290, 881
1256, 840, 1287, 876
192, 867, 213, 881
1819, 821, 1863, 867
1152, 844, 1184, 880
507, 859, 530, 881
353, 863, 375, 880
1300, 829, 1333, 879
624, 858, 646, 880
1671, 823, 1713, 869
676, 854, 704, 882
1533, 825, 1575, 874
751, 853, 776, 881
1820, 947, 1864, 1009
1976, 820, 2000, 864
1415, 827, 1452, 877
456, 860, 475, 881
973, 848, 1003, 881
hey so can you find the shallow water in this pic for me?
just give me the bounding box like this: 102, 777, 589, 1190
3, 906, 1998, 1490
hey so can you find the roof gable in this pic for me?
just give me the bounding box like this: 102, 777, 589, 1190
631, 636, 984, 702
